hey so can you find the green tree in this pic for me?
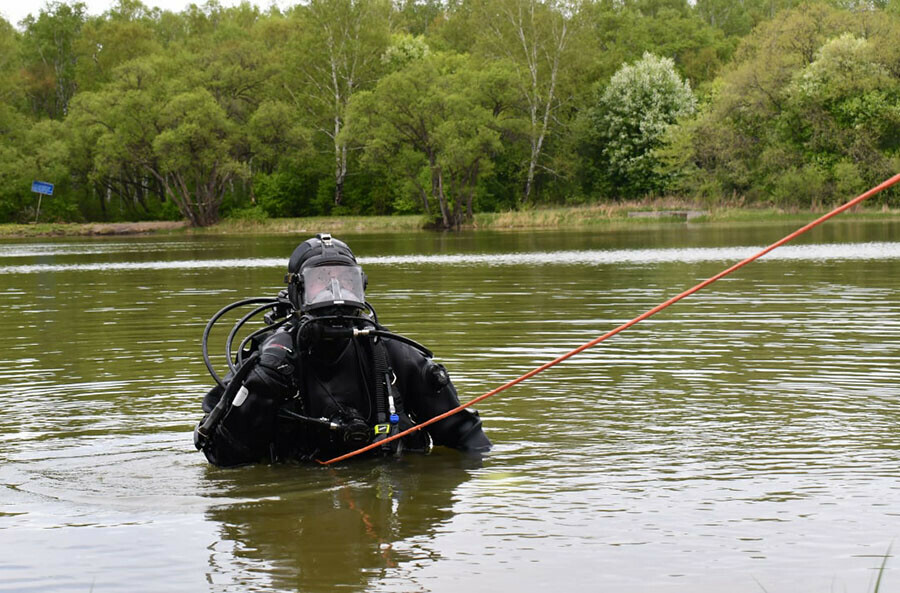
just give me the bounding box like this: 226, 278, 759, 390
694, 0, 804, 38
588, 52, 696, 196
680, 2, 852, 201
281, 0, 391, 207
19, 1, 87, 119
1, 20, 28, 221
152, 88, 248, 225
473, 0, 581, 203
393, 0, 444, 35
247, 100, 309, 174
779, 33, 900, 201
0, 19, 76, 222
69, 54, 247, 226
678, 3, 900, 205
381, 32, 430, 71
74, 0, 161, 93
0, 119, 75, 222
348, 53, 511, 227
579, 0, 734, 89
180, 2, 273, 125
0, 18, 24, 111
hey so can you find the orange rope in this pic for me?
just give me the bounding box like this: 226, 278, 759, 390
320, 172, 900, 465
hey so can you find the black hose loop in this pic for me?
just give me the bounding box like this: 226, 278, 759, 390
365, 301, 380, 325
202, 297, 279, 388
226, 303, 280, 373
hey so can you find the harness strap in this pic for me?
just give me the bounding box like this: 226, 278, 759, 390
371, 337, 402, 452
373, 337, 433, 455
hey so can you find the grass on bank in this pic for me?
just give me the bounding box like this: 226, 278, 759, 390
1, 201, 900, 237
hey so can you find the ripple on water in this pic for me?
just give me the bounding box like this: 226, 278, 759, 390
0, 234, 898, 593
2, 241, 900, 274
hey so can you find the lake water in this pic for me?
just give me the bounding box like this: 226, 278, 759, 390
0, 221, 898, 592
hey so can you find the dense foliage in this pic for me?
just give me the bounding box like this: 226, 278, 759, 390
1, 0, 898, 227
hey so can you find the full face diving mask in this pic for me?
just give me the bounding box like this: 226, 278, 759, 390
300, 264, 367, 312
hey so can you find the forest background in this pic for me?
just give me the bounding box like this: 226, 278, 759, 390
1, 0, 899, 229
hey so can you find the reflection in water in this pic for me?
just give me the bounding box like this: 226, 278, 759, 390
204, 454, 479, 593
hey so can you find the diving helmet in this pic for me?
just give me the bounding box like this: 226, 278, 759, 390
285, 233, 367, 313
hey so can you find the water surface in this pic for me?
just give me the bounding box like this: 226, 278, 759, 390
0, 222, 898, 592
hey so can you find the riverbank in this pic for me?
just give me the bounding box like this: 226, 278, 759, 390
0, 220, 188, 237
2, 201, 899, 237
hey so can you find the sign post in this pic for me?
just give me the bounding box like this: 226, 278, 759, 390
31, 181, 54, 223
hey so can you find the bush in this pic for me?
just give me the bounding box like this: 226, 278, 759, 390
254, 171, 316, 218
832, 160, 865, 199
769, 165, 828, 208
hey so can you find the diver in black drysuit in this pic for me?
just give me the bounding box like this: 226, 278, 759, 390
194, 233, 491, 467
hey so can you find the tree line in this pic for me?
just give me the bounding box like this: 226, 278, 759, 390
1, 0, 898, 227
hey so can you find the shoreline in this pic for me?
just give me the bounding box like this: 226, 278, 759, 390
1, 204, 899, 238
0, 220, 189, 238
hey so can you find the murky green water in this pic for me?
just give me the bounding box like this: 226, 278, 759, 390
1, 221, 898, 592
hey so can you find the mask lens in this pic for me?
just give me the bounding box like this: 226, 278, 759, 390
302, 265, 365, 308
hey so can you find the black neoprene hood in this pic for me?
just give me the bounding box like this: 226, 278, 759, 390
286, 233, 366, 311
287, 233, 358, 275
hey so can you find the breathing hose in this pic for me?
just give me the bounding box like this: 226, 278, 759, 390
202, 297, 280, 388
225, 302, 287, 372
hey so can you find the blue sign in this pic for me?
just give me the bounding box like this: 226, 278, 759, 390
31, 181, 54, 196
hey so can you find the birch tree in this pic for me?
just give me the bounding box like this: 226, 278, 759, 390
283, 0, 391, 206
474, 0, 577, 203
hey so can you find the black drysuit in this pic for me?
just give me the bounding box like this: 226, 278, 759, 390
198, 326, 491, 467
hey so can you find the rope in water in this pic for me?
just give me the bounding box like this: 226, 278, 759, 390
319, 172, 900, 465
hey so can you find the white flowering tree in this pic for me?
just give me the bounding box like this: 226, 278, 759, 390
589, 52, 696, 197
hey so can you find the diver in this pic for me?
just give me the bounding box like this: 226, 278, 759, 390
194, 233, 491, 467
